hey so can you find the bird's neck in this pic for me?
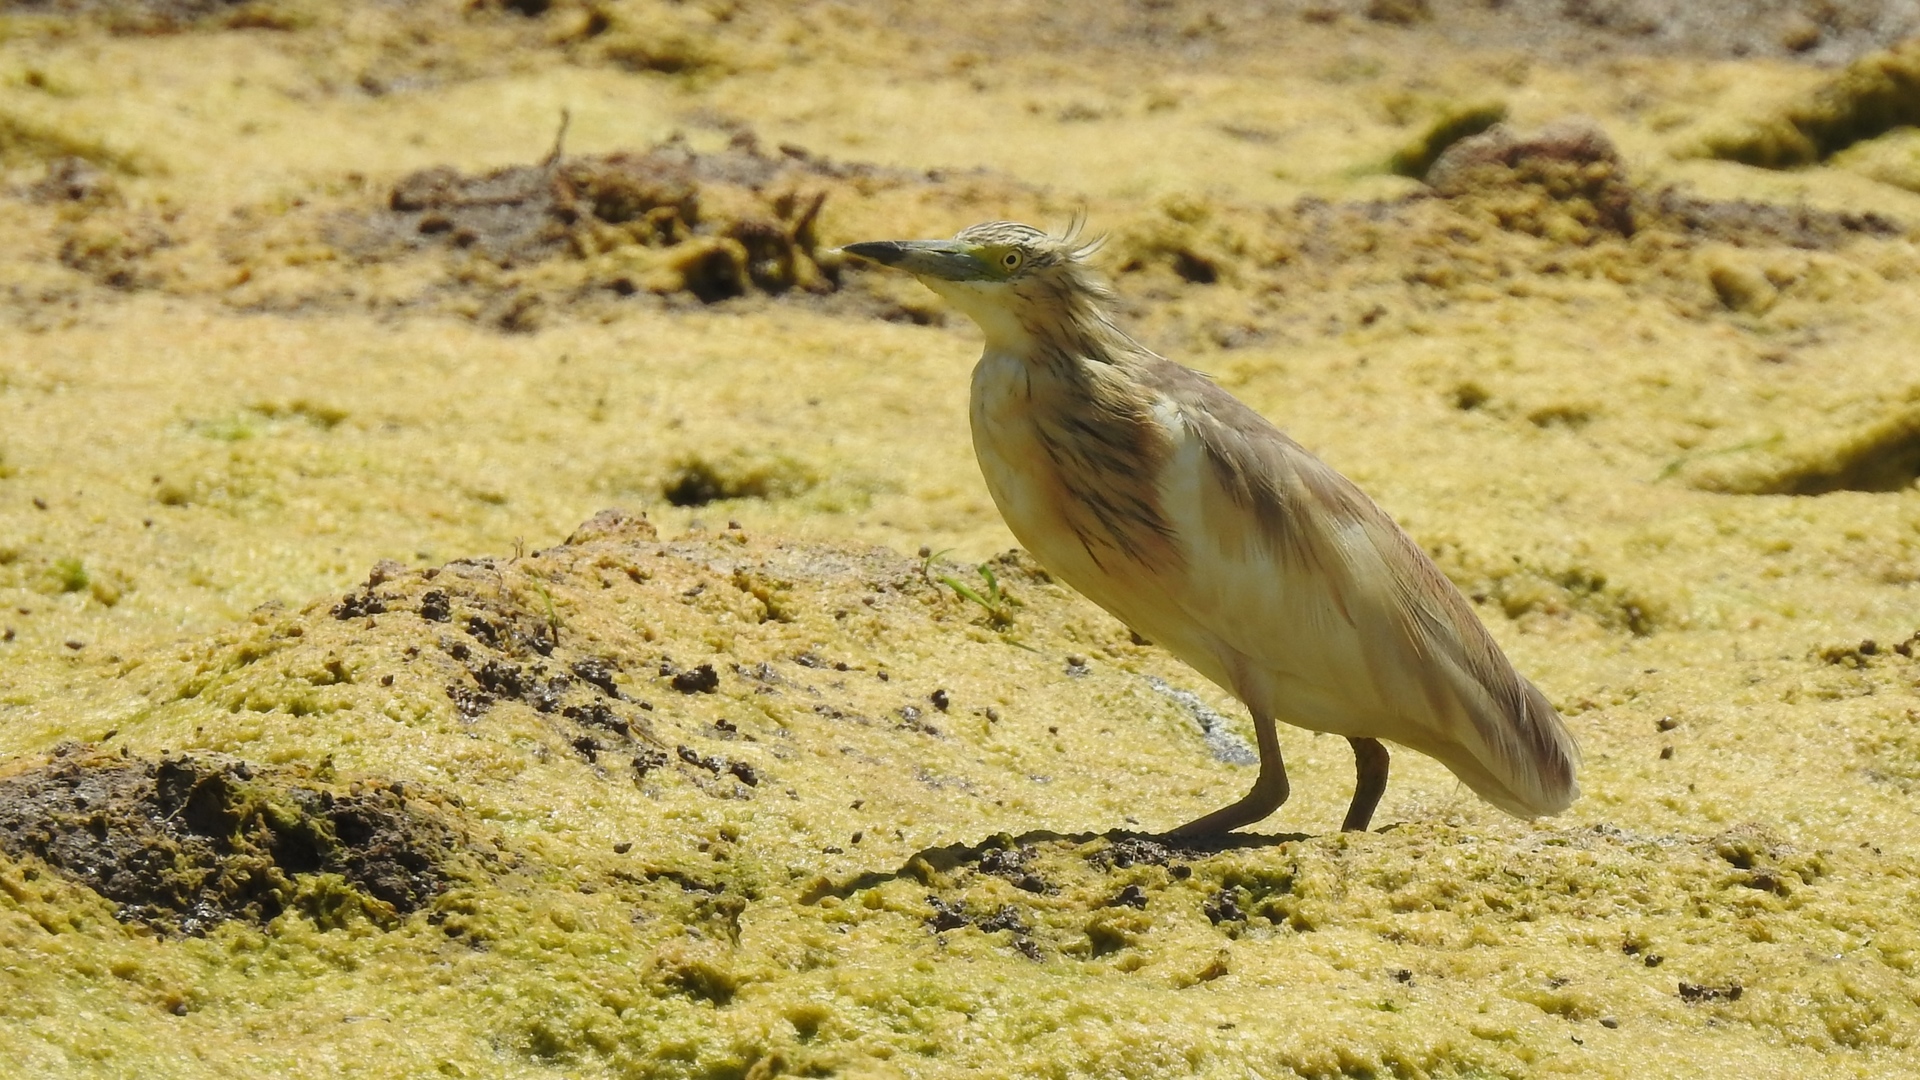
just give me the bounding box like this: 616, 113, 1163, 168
917, 279, 1036, 361
928, 278, 1148, 375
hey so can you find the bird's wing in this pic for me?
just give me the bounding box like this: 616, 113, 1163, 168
1143, 361, 1580, 818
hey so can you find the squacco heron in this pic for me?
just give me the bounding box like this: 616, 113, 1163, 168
843, 221, 1579, 836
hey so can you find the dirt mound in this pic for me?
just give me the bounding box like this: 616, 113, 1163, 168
1423, 116, 1638, 241
342, 132, 841, 309
322, 519, 687, 778
0, 749, 467, 934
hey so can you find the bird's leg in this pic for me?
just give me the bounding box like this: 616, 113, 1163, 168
1342, 737, 1390, 833
1168, 713, 1289, 838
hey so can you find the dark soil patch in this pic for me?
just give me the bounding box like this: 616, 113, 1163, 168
0, 751, 465, 934
1424, 116, 1637, 238
667, 661, 720, 694
353, 552, 686, 780
1678, 980, 1744, 1003
439, 617, 670, 767
1640, 188, 1903, 249
924, 894, 970, 932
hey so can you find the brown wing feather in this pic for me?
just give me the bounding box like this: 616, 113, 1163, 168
1141, 358, 1580, 817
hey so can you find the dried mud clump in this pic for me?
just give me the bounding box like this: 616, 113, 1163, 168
283, 518, 715, 783
467, 0, 753, 77
4, 109, 1030, 329
417, 564, 679, 769
0, 751, 465, 934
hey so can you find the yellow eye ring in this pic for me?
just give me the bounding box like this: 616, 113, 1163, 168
1000, 250, 1023, 271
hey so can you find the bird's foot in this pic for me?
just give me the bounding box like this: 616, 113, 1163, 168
1169, 715, 1289, 839
1166, 786, 1288, 839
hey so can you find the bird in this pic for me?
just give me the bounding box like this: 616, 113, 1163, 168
840, 220, 1579, 837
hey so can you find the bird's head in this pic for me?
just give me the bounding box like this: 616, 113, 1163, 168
840, 220, 1114, 355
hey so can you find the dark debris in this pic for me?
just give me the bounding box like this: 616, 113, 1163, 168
1203, 888, 1245, 925
1090, 837, 1187, 870
925, 895, 970, 933
418, 589, 452, 623
978, 845, 1050, 893
1678, 981, 1744, 1003
331, 591, 389, 620
571, 656, 624, 697
667, 662, 720, 694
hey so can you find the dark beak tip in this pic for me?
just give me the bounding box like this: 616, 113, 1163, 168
839, 241, 905, 265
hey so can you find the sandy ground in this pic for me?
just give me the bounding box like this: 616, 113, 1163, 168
4, 1, 1920, 1077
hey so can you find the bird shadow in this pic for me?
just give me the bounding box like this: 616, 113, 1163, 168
796, 825, 1310, 905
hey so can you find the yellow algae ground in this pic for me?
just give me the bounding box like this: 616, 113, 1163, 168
4, 2, 1920, 1077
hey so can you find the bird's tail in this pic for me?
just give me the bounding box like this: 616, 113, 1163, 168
1423, 672, 1581, 819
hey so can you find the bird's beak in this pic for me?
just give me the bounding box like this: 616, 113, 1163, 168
839, 240, 992, 282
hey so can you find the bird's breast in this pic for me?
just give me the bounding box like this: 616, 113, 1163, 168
969, 352, 1076, 566
971, 355, 1064, 560
968, 352, 1228, 683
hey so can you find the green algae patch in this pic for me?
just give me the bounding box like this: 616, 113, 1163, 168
1387, 99, 1509, 179
11, 3, 1920, 1077
1693, 37, 1920, 168
660, 447, 820, 508
8, 511, 1920, 1076
1678, 399, 1920, 495
1832, 125, 1920, 193
0, 108, 142, 173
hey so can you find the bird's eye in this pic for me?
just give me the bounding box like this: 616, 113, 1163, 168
1000, 250, 1023, 271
